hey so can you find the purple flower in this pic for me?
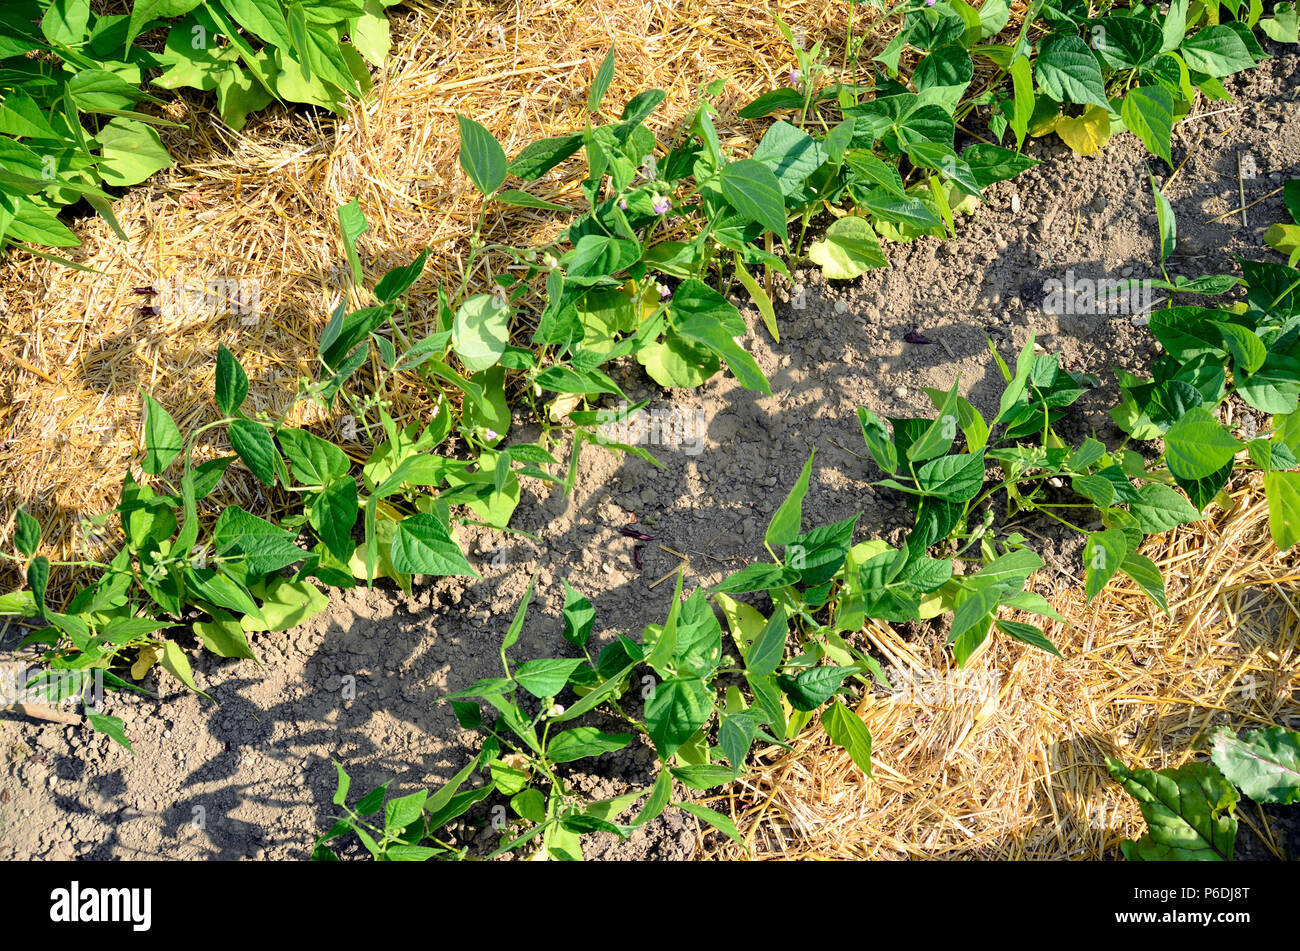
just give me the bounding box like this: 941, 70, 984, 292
657, 282, 671, 298
619, 199, 628, 210
790, 68, 802, 85
652, 195, 672, 215
925, 0, 936, 6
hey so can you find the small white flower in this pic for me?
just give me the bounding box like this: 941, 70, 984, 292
544, 254, 559, 269
549, 703, 565, 717
657, 282, 671, 298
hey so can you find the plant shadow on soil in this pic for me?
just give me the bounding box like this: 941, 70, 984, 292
2, 39, 1299, 861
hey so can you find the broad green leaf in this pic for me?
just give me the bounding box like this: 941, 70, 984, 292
87, 711, 133, 753
1210, 726, 1300, 805
1083, 529, 1128, 601
228, 419, 278, 486
15, 508, 41, 558
1264, 470, 1300, 550
807, 215, 888, 280
1120, 551, 1169, 613
514, 658, 584, 699
1179, 25, 1258, 77
95, 118, 172, 187
456, 114, 506, 194
587, 44, 616, 112
336, 197, 368, 286
547, 727, 632, 763
995, 618, 1061, 656
452, 294, 510, 373
1106, 758, 1237, 860
821, 700, 872, 776
1163, 408, 1242, 480
389, 513, 476, 577
1149, 170, 1176, 263
1128, 484, 1201, 534
719, 159, 788, 242
644, 676, 713, 759
776, 665, 850, 711
1034, 34, 1110, 109
141, 391, 183, 475
279, 427, 350, 484
675, 800, 744, 848
215, 344, 249, 415
765, 449, 814, 547
1121, 86, 1175, 167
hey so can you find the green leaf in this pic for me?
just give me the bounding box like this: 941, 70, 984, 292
916, 450, 986, 501
213, 505, 304, 575
456, 114, 506, 194
26, 556, 49, 617
1216, 322, 1267, 376
995, 618, 1061, 656
587, 44, 616, 112
228, 420, 278, 486
160, 640, 210, 698
644, 676, 713, 759
1210, 726, 1300, 805
15, 508, 40, 558
1164, 408, 1242, 481
1264, 470, 1300, 550
95, 118, 172, 187
675, 800, 744, 848
1179, 25, 1258, 77
309, 476, 359, 561
948, 584, 998, 648
674, 314, 770, 394
141, 391, 183, 475
561, 581, 594, 648
776, 665, 850, 711
336, 197, 368, 286
752, 120, 828, 195
1106, 758, 1237, 860
1121, 86, 1175, 168
452, 294, 510, 373
1083, 529, 1128, 601
1034, 33, 1109, 109
514, 657, 584, 699
1128, 484, 1201, 534
670, 764, 738, 790
547, 727, 632, 763
1149, 170, 1176, 263
1120, 552, 1169, 613
719, 159, 788, 242
389, 513, 476, 577
506, 134, 584, 181
385, 789, 427, 832
857, 408, 898, 473
961, 143, 1038, 189
279, 428, 349, 485
765, 449, 814, 547
491, 189, 568, 211
87, 711, 133, 753
215, 344, 249, 415
745, 605, 788, 678
373, 249, 429, 302
821, 700, 872, 776
807, 215, 888, 280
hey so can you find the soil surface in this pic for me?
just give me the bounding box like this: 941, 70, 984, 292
2, 40, 1298, 861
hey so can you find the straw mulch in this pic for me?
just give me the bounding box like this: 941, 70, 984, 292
1, 0, 978, 604
702, 475, 1300, 860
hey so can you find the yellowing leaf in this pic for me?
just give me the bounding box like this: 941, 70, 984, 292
1055, 106, 1111, 155
131, 645, 161, 681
